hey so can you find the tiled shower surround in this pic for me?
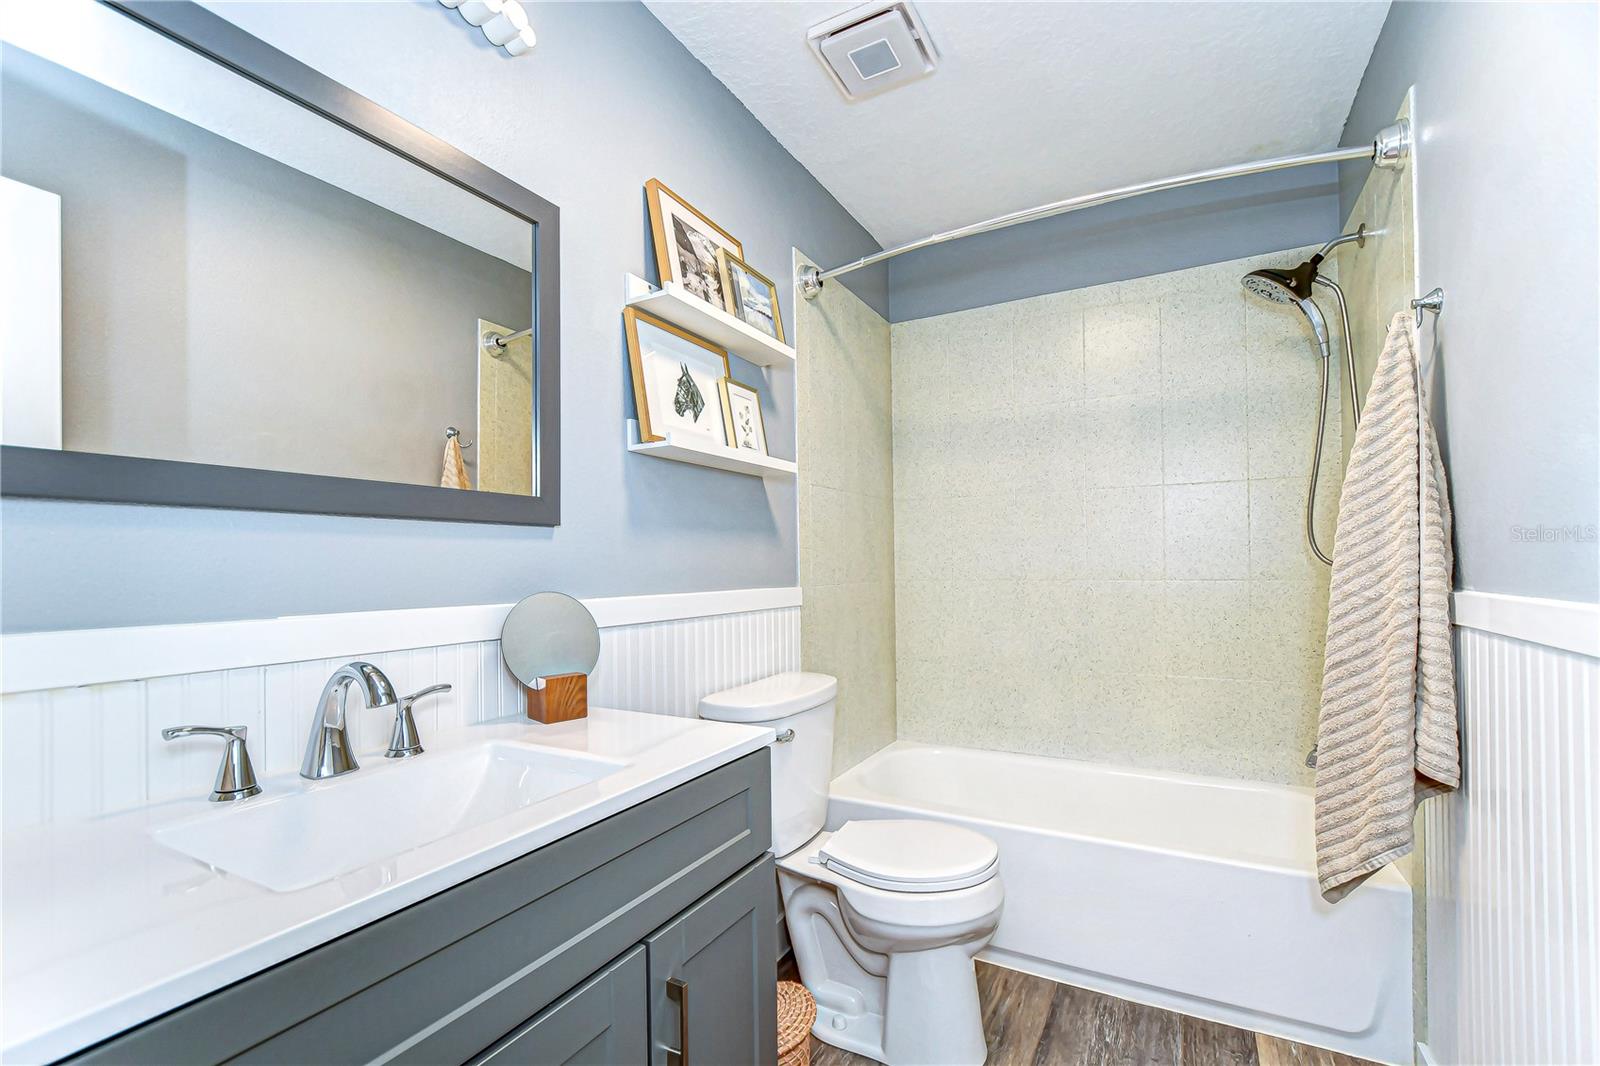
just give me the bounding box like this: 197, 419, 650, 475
795, 253, 898, 775
891, 248, 1344, 785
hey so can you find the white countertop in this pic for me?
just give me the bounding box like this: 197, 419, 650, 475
1, 708, 773, 1064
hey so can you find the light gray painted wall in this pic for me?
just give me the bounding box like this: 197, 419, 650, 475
0, 0, 883, 633
886, 166, 1340, 322
2, 48, 529, 488
1340, 0, 1599, 602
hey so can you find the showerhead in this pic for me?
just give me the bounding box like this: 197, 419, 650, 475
1241, 271, 1299, 304
1243, 254, 1322, 303
1242, 258, 1330, 359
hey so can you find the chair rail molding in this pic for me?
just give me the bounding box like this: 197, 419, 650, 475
0, 587, 802, 694
1450, 589, 1599, 658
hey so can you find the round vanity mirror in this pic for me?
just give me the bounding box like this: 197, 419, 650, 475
500, 592, 601, 685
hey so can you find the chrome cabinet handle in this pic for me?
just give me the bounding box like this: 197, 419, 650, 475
386, 683, 451, 759
775, 729, 795, 743
666, 976, 689, 1066
161, 725, 261, 802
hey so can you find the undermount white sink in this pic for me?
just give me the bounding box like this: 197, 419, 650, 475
152, 742, 628, 892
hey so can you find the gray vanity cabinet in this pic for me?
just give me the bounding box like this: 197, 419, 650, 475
647, 856, 778, 1066
469, 946, 648, 1066
61, 750, 774, 1066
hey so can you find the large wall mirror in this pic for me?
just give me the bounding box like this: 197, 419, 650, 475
0, 0, 560, 524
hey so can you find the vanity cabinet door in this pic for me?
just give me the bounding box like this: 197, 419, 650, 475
647, 855, 778, 1066
470, 946, 647, 1066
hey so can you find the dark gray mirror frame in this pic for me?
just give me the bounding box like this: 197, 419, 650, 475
0, 0, 560, 527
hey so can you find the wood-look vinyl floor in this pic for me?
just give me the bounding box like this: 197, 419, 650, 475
779, 957, 1376, 1066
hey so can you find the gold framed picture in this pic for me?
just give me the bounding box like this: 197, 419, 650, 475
645, 178, 743, 310
716, 249, 785, 343
719, 377, 768, 456
623, 307, 732, 445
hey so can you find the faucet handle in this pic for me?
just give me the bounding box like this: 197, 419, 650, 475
385, 684, 451, 759
161, 725, 261, 802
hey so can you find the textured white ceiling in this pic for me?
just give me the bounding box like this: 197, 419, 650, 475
644, 1, 1390, 248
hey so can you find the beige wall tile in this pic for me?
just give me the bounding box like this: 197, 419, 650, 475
1248, 578, 1330, 683
890, 245, 1341, 786
1084, 303, 1160, 398
1249, 476, 1339, 581
1162, 386, 1248, 484
1084, 486, 1164, 579
797, 255, 895, 775
1077, 580, 1165, 675
1012, 292, 1085, 402
1163, 579, 1253, 680
1165, 481, 1249, 579
1160, 293, 1246, 395
1081, 395, 1164, 487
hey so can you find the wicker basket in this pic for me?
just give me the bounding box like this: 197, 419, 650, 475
776, 980, 816, 1066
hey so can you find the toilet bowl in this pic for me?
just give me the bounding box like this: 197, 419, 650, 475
700, 674, 1004, 1066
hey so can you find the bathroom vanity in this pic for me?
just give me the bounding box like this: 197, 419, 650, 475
3, 711, 778, 1065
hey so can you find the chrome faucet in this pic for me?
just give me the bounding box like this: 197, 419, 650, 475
385, 684, 451, 759
162, 725, 261, 802
301, 662, 397, 781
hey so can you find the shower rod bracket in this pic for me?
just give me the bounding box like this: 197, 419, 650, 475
799, 120, 1413, 299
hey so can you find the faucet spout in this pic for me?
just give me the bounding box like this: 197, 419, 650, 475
301, 662, 397, 780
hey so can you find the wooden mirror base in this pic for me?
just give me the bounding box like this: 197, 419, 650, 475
525, 673, 588, 724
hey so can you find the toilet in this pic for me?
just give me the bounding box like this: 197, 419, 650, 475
700, 672, 1003, 1066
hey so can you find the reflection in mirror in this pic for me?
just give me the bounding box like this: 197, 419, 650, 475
500, 593, 602, 687
0, 3, 538, 495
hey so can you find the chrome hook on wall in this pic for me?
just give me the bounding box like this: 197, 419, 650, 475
445, 426, 474, 449
1411, 287, 1445, 328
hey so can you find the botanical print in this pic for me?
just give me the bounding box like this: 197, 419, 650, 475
734, 397, 758, 449
720, 378, 767, 454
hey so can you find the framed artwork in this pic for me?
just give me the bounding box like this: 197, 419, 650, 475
719, 378, 768, 455
623, 307, 731, 444
716, 249, 785, 342
645, 178, 743, 309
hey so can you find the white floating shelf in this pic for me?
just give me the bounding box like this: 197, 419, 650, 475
627, 420, 797, 480
624, 274, 796, 369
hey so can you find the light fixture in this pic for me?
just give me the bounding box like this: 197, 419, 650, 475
807, 1, 938, 101
438, 0, 536, 58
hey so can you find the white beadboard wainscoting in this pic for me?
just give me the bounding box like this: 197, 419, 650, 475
1422, 595, 1599, 1065
0, 591, 799, 830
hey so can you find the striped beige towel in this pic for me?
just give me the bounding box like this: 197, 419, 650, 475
1315, 311, 1459, 902
441, 434, 473, 490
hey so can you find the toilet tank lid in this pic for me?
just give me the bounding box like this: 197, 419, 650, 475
699, 672, 838, 723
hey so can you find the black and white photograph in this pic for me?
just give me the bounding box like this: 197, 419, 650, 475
646, 178, 743, 309
717, 250, 785, 342
673, 216, 726, 305
623, 307, 731, 444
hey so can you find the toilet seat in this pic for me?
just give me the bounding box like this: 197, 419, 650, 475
819, 819, 1000, 893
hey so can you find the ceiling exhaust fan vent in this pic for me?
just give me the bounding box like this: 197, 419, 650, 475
806, 1, 938, 102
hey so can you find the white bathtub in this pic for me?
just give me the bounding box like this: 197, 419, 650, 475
827, 742, 1412, 1065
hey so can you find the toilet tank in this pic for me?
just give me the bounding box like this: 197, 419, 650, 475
699, 672, 837, 857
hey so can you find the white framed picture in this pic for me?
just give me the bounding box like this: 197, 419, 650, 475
623, 307, 730, 444
646, 178, 743, 309
719, 377, 768, 455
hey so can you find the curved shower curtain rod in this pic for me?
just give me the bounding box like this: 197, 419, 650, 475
797, 121, 1412, 299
